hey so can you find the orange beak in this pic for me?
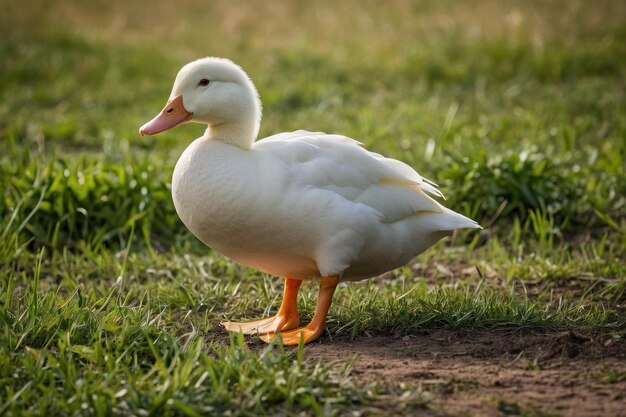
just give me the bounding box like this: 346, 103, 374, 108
139, 95, 192, 136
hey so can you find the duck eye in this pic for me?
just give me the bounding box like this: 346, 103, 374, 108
198, 79, 210, 87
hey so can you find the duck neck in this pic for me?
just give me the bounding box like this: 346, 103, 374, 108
205, 117, 258, 150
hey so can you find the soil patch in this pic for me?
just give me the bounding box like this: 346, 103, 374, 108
304, 329, 626, 416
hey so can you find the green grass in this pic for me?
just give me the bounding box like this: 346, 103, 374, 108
1, 0, 625, 415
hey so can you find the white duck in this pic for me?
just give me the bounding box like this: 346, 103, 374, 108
140, 57, 480, 345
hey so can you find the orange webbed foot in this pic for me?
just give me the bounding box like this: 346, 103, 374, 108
222, 313, 299, 335
261, 275, 339, 346
222, 277, 302, 335
260, 322, 325, 345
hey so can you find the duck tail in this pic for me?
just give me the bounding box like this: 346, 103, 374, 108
436, 207, 482, 231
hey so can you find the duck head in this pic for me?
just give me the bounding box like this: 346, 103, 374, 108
139, 57, 262, 149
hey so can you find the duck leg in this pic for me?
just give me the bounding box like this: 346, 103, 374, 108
222, 277, 302, 334
261, 275, 339, 345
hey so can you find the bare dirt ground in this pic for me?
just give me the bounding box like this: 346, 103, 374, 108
304, 329, 626, 417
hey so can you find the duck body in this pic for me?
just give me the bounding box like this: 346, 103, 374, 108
140, 57, 480, 344
172, 130, 478, 282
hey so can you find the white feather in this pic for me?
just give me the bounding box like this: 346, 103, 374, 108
163, 58, 480, 282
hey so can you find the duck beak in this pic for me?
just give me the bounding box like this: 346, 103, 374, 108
139, 95, 193, 136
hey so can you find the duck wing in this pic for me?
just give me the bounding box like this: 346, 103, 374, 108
254, 130, 472, 226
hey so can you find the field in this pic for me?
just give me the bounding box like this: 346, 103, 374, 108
1, 0, 625, 415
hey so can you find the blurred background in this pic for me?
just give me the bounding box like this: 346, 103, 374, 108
1, 0, 624, 251
1, 2, 625, 414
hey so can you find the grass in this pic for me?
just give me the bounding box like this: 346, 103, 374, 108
1, 0, 625, 415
